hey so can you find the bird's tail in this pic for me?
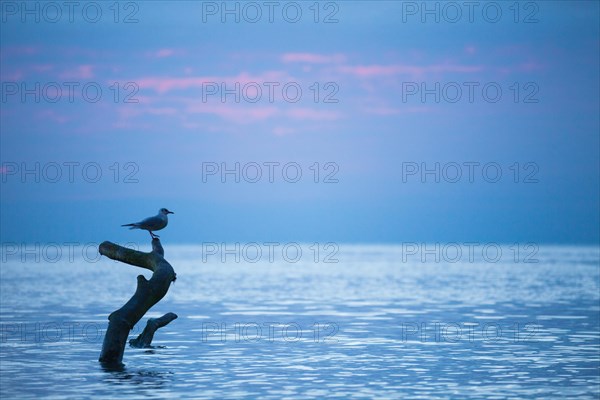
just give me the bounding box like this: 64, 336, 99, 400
121, 223, 139, 230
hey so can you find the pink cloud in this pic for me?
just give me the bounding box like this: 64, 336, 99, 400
137, 76, 219, 93
286, 108, 341, 121
156, 49, 176, 58
36, 110, 69, 124
118, 107, 178, 118
185, 102, 279, 123
273, 126, 296, 136
495, 61, 544, 76
365, 106, 430, 116
136, 71, 290, 94
117, 107, 141, 119
338, 63, 483, 78
518, 61, 543, 72
0, 69, 24, 81
464, 45, 477, 55
0, 46, 38, 57
147, 107, 178, 115
282, 53, 346, 64
32, 64, 54, 72
59, 65, 94, 79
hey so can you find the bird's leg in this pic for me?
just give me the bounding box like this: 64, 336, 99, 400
149, 231, 159, 239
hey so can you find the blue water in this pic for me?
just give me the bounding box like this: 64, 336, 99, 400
1, 244, 599, 399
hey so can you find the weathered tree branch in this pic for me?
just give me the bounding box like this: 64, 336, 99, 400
129, 312, 178, 348
98, 238, 176, 366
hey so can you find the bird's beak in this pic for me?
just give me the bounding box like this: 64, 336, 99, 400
168, 211, 174, 214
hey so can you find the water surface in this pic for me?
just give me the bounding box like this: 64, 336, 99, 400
1, 245, 599, 398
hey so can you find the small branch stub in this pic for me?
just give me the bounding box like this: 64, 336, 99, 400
129, 312, 178, 348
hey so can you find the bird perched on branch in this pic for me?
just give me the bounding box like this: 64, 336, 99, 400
122, 208, 174, 238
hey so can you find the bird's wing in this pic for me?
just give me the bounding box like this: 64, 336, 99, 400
137, 215, 165, 230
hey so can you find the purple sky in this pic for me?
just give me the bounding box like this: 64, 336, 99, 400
1, 1, 598, 244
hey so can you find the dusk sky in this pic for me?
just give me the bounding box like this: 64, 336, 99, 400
1, 1, 598, 245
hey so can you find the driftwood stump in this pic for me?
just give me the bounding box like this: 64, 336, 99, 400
98, 238, 177, 366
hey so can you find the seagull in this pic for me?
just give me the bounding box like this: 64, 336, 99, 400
121, 208, 174, 238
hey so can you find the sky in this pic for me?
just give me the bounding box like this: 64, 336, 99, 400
0, 1, 599, 245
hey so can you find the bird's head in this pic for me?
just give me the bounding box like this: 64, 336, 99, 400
160, 208, 174, 215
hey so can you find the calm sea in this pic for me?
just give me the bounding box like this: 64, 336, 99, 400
1, 244, 599, 399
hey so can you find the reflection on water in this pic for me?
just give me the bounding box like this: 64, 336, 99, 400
1, 245, 599, 398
